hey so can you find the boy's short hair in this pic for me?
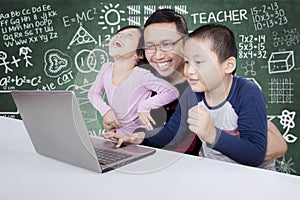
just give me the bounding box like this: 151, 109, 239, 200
144, 9, 188, 35
188, 24, 237, 74
116, 25, 147, 65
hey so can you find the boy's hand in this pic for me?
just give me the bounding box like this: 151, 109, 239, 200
187, 105, 217, 144
138, 112, 156, 130
103, 109, 121, 132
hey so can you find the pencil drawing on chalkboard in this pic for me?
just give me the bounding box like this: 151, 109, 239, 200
276, 155, 296, 174
241, 60, 256, 76
44, 49, 72, 78
268, 109, 297, 144
0, 48, 31, 74
66, 82, 92, 95
67, 24, 96, 49
268, 51, 294, 74
78, 96, 97, 124
268, 78, 294, 104
272, 29, 300, 47
278, 109, 297, 143
74, 48, 109, 73
19, 47, 33, 67
66, 81, 99, 131
98, 3, 125, 33
0, 51, 13, 74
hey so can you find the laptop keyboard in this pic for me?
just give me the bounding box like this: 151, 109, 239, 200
95, 148, 132, 165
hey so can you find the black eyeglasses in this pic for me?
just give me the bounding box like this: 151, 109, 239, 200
143, 36, 185, 54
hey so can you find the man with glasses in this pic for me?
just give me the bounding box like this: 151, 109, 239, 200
142, 9, 201, 155
143, 36, 185, 54
104, 9, 287, 161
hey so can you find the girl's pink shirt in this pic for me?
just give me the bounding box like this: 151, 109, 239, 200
88, 62, 179, 134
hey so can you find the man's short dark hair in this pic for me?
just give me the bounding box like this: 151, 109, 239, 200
144, 9, 188, 35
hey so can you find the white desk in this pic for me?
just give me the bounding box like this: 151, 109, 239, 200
1, 116, 299, 200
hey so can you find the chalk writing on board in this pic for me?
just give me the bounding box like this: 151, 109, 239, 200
241, 60, 256, 76
278, 109, 297, 143
127, 5, 141, 26
0, 50, 13, 74
74, 48, 109, 73
37, 70, 74, 91
0, 75, 41, 88
238, 34, 267, 59
190, 9, 248, 25
68, 24, 97, 49
99, 4, 188, 29
276, 156, 296, 174
0, 4, 59, 48
44, 49, 72, 78
268, 51, 294, 74
19, 46, 33, 67
98, 3, 125, 34
66, 80, 102, 136
127, 5, 188, 26
268, 78, 294, 104
272, 28, 300, 48
0, 47, 33, 75
78, 96, 97, 124
0, 75, 41, 90
98, 34, 111, 47
250, 2, 288, 30
62, 8, 97, 27
66, 82, 91, 94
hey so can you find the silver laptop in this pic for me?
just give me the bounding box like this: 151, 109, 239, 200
11, 90, 155, 173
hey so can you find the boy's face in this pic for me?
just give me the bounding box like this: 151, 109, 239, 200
183, 38, 228, 93
144, 22, 185, 77
109, 28, 141, 59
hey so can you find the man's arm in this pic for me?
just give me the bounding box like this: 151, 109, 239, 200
142, 87, 198, 148
265, 121, 288, 161
102, 104, 183, 148
141, 104, 182, 148
103, 87, 197, 149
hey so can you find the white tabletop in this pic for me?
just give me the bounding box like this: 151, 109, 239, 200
1, 116, 299, 200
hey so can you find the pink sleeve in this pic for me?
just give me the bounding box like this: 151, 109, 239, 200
137, 71, 179, 113
88, 63, 112, 117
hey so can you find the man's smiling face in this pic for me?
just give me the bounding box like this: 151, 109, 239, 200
143, 22, 185, 78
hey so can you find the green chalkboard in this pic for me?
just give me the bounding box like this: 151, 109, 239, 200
1, 0, 299, 175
